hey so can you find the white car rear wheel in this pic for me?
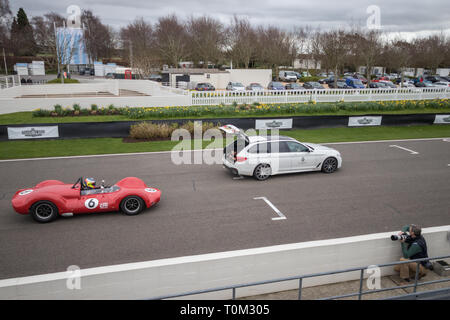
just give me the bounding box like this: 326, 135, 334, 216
253, 164, 272, 181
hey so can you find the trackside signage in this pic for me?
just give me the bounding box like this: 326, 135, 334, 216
348, 116, 382, 127
433, 115, 450, 124
255, 119, 293, 130
7, 126, 59, 140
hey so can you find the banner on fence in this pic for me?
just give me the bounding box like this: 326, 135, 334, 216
7, 126, 59, 140
255, 119, 293, 129
348, 116, 382, 127
433, 114, 450, 124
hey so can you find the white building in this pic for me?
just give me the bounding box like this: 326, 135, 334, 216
293, 58, 321, 70
162, 68, 273, 89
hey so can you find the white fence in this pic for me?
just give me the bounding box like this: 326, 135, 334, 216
191, 88, 450, 106
0, 82, 449, 115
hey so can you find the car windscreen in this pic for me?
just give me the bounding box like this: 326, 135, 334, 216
353, 80, 363, 85
272, 82, 283, 86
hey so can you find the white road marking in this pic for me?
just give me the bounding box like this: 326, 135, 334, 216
389, 145, 419, 155
254, 197, 286, 220
443, 138, 450, 142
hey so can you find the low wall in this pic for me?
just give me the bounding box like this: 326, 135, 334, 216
0, 113, 448, 141
0, 82, 118, 98
0, 226, 448, 300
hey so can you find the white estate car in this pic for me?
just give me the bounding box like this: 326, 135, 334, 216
220, 125, 342, 181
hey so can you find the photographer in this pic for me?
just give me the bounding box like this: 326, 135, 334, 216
393, 224, 430, 282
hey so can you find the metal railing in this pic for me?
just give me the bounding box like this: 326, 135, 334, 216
149, 255, 450, 300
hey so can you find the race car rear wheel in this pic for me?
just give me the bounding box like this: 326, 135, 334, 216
120, 196, 144, 216
30, 201, 59, 223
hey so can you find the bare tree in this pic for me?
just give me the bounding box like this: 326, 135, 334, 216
292, 26, 312, 71
226, 16, 256, 69
413, 33, 447, 74
81, 10, 115, 62
352, 28, 382, 85
186, 15, 225, 68
154, 14, 188, 67
382, 38, 414, 86
121, 18, 158, 77
255, 25, 295, 79
316, 29, 351, 87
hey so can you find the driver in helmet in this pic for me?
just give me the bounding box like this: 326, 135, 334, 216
84, 177, 97, 189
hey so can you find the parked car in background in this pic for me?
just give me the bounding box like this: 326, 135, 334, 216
226, 82, 246, 91
369, 82, 388, 88
148, 74, 162, 82
433, 81, 450, 87
195, 82, 215, 91
105, 73, 115, 79
414, 81, 436, 88
425, 75, 444, 83
373, 76, 390, 82
345, 78, 365, 89
398, 81, 415, 88
440, 76, 450, 82
279, 71, 298, 82
319, 76, 336, 84
285, 82, 305, 90
293, 71, 302, 79
328, 80, 352, 89
388, 73, 398, 80
246, 83, 265, 91
394, 77, 414, 85
303, 82, 325, 90
378, 80, 397, 88
352, 74, 368, 84
268, 81, 286, 90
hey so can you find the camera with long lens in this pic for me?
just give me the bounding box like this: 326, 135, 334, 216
391, 232, 409, 241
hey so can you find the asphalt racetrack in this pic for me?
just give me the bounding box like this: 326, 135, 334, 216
0, 138, 449, 279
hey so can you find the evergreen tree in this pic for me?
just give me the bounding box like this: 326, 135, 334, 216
10, 8, 36, 56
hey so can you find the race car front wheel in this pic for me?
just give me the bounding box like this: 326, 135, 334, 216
120, 196, 144, 216
30, 201, 59, 223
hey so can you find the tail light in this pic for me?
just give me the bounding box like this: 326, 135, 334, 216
235, 156, 247, 162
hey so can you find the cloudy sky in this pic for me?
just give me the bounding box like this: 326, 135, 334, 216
9, 0, 450, 39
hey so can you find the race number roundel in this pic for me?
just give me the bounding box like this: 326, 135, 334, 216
85, 198, 99, 209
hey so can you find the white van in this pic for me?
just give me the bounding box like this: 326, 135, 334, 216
279, 71, 297, 82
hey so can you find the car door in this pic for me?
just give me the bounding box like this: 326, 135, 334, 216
285, 141, 320, 171
269, 141, 292, 173
73, 189, 112, 213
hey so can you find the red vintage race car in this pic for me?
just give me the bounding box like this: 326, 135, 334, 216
12, 177, 161, 223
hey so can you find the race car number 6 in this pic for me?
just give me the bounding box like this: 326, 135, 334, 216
85, 198, 99, 209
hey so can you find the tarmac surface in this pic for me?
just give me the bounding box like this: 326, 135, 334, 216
0, 138, 449, 280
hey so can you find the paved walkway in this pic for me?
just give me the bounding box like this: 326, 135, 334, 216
240, 262, 450, 300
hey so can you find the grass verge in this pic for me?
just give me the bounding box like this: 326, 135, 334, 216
1, 108, 450, 125
1, 125, 449, 160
